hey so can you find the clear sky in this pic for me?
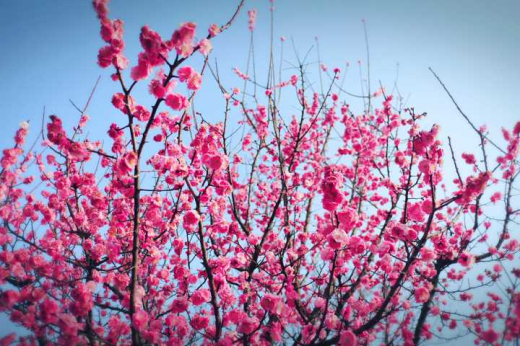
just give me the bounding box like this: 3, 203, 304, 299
0, 0, 519, 343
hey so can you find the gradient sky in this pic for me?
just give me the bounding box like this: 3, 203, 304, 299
0, 0, 519, 343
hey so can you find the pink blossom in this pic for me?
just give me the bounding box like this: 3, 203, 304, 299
183, 210, 200, 227
349, 236, 366, 254
191, 289, 211, 306
321, 166, 344, 212
421, 248, 437, 262
132, 310, 149, 331
14, 121, 29, 146
330, 228, 348, 248
131, 55, 152, 81
247, 10, 257, 32
177, 66, 194, 82
134, 105, 151, 122
458, 252, 475, 267
191, 314, 209, 330
165, 93, 189, 111
490, 192, 502, 204
67, 142, 89, 161
171, 297, 188, 313
116, 151, 138, 176
171, 22, 196, 58
408, 203, 425, 222
0, 334, 16, 346
260, 294, 283, 315
198, 38, 212, 56
238, 317, 258, 334
418, 159, 435, 175
149, 79, 166, 99
187, 73, 202, 91
337, 207, 357, 231
208, 23, 220, 37
47, 115, 66, 145
139, 25, 168, 67
339, 330, 357, 345
480, 328, 499, 343
462, 153, 476, 165
415, 286, 430, 303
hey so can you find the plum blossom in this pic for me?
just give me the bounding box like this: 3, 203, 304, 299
321, 166, 344, 212
115, 151, 137, 176
165, 92, 189, 111
191, 289, 211, 306
415, 286, 430, 303
183, 210, 200, 227
248, 9, 257, 31
198, 38, 212, 56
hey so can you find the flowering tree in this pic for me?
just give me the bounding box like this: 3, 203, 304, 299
1, 1, 519, 345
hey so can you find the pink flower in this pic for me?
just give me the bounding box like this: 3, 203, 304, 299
247, 10, 257, 32
191, 289, 211, 306
238, 317, 258, 334
183, 210, 200, 227
198, 38, 212, 56
131, 56, 151, 81
227, 309, 247, 325
149, 79, 166, 99
116, 151, 138, 176
337, 207, 357, 231
202, 153, 225, 171
260, 294, 283, 315
208, 23, 220, 37
171, 297, 189, 313
191, 314, 209, 330
187, 73, 202, 91
134, 105, 151, 122
458, 252, 475, 268
407, 203, 425, 222
171, 22, 196, 58
177, 66, 194, 82
321, 167, 344, 212
0, 334, 16, 346
418, 159, 435, 175
1, 291, 19, 308
139, 25, 168, 67
458, 172, 491, 205
349, 236, 365, 254
421, 200, 433, 214
14, 121, 29, 146
97, 45, 116, 68
339, 330, 357, 346
67, 142, 89, 161
165, 93, 189, 111
47, 115, 66, 145
415, 286, 430, 303
112, 93, 129, 114
490, 192, 502, 204
513, 121, 520, 135
462, 153, 476, 165
421, 248, 437, 262
480, 328, 499, 343
132, 310, 149, 331
329, 228, 348, 249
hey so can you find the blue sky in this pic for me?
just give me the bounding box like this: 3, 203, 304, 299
0, 0, 519, 342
